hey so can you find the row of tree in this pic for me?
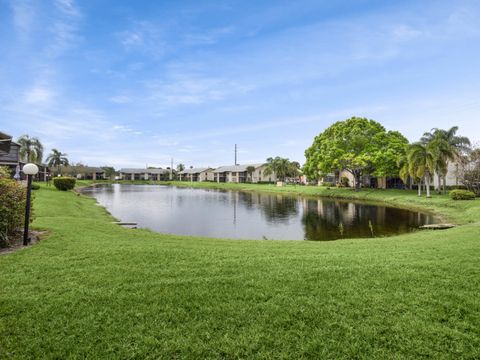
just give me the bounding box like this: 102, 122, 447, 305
304, 117, 473, 196
17, 135, 69, 171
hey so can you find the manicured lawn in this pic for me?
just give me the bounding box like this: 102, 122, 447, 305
0, 184, 479, 358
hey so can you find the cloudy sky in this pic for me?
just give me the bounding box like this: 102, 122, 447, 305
1, 0, 479, 168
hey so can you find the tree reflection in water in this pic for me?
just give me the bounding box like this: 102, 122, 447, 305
301, 198, 433, 240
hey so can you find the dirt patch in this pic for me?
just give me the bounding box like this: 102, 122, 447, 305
0, 230, 48, 256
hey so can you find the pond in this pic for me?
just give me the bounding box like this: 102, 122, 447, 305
82, 184, 437, 241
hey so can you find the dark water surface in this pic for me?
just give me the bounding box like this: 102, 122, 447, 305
82, 184, 437, 241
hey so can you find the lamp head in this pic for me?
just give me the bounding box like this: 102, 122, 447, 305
22, 163, 39, 175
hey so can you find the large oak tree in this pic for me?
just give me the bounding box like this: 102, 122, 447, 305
304, 117, 408, 189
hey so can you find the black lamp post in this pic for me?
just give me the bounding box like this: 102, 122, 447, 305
22, 163, 39, 246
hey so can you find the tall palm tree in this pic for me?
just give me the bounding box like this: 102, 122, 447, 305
408, 143, 436, 197
46, 149, 69, 175
246, 166, 256, 182
397, 153, 412, 190
421, 126, 471, 193
17, 135, 44, 163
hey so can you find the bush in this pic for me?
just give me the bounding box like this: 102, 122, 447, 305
0, 178, 27, 247
449, 189, 476, 200
321, 181, 334, 187
447, 185, 467, 191
53, 177, 76, 191
337, 176, 350, 188
31, 183, 40, 190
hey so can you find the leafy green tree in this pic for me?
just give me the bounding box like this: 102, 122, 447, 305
17, 135, 44, 163
407, 143, 436, 197
46, 149, 69, 175
101, 166, 116, 179
304, 117, 408, 190
176, 164, 185, 172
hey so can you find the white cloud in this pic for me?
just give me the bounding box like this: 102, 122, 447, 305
24, 86, 55, 104
10, 0, 35, 34
109, 95, 132, 104
54, 0, 81, 17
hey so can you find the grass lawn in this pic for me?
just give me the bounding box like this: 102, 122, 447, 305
0, 183, 479, 358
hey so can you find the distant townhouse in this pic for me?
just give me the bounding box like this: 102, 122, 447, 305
322, 165, 466, 190
119, 168, 170, 181
432, 161, 465, 188
178, 167, 214, 182
0, 131, 49, 181
213, 164, 276, 183
72, 167, 106, 180
0, 132, 22, 173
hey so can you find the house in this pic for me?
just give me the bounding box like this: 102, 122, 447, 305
320, 171, 406, 189
119, 168, 171, 181
178, 168, 214, 182
432, 161, 465, 188
74, 167, 106, 180
0, 131, 49, 181
0, 132, 22, 175
213, 164, 276, 183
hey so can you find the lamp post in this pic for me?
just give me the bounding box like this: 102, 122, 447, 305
22, 163, 39, 246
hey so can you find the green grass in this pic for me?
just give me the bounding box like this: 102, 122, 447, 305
0, 184, 479, 359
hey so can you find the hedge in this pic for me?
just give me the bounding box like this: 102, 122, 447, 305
0, 172, 27, 247
449, 189, 476, 200
53, 177, 76, 191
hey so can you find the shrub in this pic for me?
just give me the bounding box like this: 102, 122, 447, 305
31, 183, 40, 190
0, 178, 27, 247
447, 185, 467, 191
449, 189, 476, 200
337, 176, 350, 188
53, 177, 76, 191
321, 181, 334, 187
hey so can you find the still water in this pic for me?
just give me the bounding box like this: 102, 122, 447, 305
82, 184, 436, 241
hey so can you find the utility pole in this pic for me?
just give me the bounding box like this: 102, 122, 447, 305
234, 144, 238, 166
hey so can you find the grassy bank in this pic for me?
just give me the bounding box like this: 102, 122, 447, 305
0, 185, 479, 358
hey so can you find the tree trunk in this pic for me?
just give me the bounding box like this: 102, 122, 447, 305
443, 175, 447, 194
418, 180, 422, 196
426, 173, 431, 198
354, 173, 361, 191
437, 173, 442, 193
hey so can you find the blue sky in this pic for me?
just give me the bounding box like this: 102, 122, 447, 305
1, 0, 479, 168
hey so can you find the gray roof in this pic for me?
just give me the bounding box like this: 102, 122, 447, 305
179, 167, 212, 175
119, 168, 169, 174
0, 131, 12, 153
213, 163, 264, 173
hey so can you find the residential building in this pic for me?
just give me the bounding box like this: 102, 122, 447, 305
0, 131, 49, 181
213, 164, 276, 183
119, 168, 170, 181
69, 167, 106, 180
178, 167, 214, 182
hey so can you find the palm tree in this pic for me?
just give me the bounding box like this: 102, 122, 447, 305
421, 126, 471, 193
17, 135, 44, 163
264, 157, 300, 182
46, 149, 69, 175
408, 143, 436, 197
246, 166, 256, 182
397, 153, 412, 190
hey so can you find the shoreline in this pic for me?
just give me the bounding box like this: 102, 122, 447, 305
75, 180, 458, 225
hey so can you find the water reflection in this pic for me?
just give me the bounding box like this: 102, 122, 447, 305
83, 184, 436, 241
